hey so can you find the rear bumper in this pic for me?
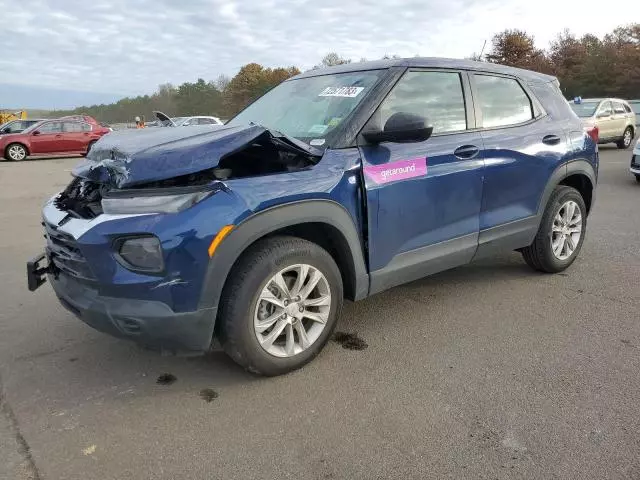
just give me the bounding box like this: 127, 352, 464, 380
49, 272, 216, 354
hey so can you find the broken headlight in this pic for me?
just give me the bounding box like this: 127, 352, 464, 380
101, 190, 213, 215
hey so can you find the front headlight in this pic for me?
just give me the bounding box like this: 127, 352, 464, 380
101, 190, 212, 215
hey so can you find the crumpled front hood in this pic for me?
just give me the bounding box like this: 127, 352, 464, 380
72, 124, 319, 189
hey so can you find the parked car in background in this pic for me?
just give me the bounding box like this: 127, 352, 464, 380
0, 119, 45, 135
28, 58, 597, 376
153, 111, 223, 127
569, 97, 636, 149
60, 115, 113, 131
0, 119, 111, 161
173, 116, 223, 126
631, 138, 640, 183
629, 100, 640, 127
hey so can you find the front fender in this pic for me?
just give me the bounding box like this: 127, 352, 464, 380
197, 199, 369, 314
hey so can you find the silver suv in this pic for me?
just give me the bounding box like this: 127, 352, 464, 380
569, 98, 636, 149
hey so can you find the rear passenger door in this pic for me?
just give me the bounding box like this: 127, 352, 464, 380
471, 73, 569, 256
62, 121, 91, 152
359, 69, 485, 293
595, 101, 615, 139
611, 101, 628, 137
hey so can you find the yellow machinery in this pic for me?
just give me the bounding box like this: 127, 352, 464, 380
0, 110, 27, 124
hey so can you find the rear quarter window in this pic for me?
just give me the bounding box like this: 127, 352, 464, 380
473, 75, 533, 128
528, 81, 577, 121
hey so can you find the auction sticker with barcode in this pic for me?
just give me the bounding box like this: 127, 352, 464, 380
318, 87, 364, 97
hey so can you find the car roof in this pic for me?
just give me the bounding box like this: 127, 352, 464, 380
574, 98, 630, 103
293, 57, 557, 83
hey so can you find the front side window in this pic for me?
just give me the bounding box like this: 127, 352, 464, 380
377, 71, 467, 134
37, 122, 63, 133
597, 101, 612, 117
228, 70, 385, 144
474, 75, 533, 128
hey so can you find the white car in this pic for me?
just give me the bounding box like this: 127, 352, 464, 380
631, 138, 640, 183
152, 111, 223, 127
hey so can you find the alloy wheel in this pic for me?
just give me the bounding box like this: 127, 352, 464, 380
253, 264, 331, 358
8, 145, 26, 161
551, 200, 582, 260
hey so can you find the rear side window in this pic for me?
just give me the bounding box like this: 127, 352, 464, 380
378, 70, 467, 134
38, 122, 63, 133
613, 101, 626, 114
63, 122, 83, 132
474, 75, 533, 128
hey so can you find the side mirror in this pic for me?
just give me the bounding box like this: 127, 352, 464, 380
597, 111, 611, 119
362, 112, 434, 144
32, 130, 41, 136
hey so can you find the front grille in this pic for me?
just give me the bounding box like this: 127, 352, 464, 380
44, 222, 95, 281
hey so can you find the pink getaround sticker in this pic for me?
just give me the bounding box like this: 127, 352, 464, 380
364, 157, 427, 184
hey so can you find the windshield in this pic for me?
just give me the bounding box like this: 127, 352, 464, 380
570, 102, 599, 118
227, 70, 385, 144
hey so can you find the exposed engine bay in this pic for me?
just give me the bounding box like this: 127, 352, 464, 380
55, 133, 317, 219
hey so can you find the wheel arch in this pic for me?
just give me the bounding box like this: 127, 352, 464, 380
538, 160, 596, 217
4, 142, 30, 159
198, 200, 369, 321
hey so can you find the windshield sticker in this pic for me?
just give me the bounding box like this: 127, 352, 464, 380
308, 124, 329, 134
319, 87, 364, 98
310, 139, 326, 146
364, 158, 427, 185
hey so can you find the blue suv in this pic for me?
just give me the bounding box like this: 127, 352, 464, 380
27, 58, 598, 376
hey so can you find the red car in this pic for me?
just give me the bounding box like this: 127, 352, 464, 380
0, 119, 110, 161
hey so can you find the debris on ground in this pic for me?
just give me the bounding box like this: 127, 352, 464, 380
332, 332, 368, 350
156, 373, 177, 385
199, 389, 219, 403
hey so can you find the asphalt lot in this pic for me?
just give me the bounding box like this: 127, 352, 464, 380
1, 147, 639, 480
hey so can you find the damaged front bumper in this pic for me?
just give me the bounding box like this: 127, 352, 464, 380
50, 272, 216, 353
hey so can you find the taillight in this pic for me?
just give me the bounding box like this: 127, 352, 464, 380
585, 125, 599, 143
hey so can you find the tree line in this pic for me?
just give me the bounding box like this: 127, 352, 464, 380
50, 23, 639, 124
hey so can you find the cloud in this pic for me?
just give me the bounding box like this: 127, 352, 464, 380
0, 0, 630, 99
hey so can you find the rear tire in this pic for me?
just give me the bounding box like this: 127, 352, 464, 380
218, 236, 343, 376
521, 186, 587, 273
617, 127, 633, 149
5, 143, 27, 161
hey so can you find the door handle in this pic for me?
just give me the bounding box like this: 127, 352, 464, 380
55, 134, 62, 138
453, 145, 480, 159
542, 134, 561, 146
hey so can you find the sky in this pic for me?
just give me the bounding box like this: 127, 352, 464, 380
0, 0, 631, 109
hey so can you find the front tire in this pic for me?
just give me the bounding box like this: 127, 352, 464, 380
5, 143, 27, 161
521, 186, 587, 273
617, 127, 633, 149
218, 236, 343, 376
635, 175, 640, 184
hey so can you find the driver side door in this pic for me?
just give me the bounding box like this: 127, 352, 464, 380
29, 121, 65, 154
358, 69, 485, 294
